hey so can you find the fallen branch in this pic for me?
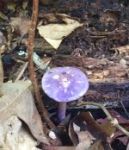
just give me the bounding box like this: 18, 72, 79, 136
27, 0, 55, 130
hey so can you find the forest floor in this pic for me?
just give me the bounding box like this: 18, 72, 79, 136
1, 0, 129, 149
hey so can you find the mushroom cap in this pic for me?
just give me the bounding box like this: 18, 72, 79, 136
42, 67, 89, 102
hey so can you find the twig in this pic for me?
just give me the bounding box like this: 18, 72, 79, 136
76, 101, 129, 137
7, 26, 13, 50
27, 0, 55, 130
0, 53, 3, 83
120, 101, 129, 118
15, 62, 28, 81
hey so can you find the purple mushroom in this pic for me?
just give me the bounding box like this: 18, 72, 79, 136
42, 67, 89, 121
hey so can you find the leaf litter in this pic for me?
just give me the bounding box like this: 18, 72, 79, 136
1, 0, 129, 149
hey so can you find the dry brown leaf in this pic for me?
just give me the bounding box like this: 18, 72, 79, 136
10, 17, 31, 37
0, 116, 41, 150
69, 121, 79, 145
81, 112, 116, 138
126, 142, 129, 150
69, 112, 116, 149
69, 114, 95, 150
0, 80, 48, 144
75, 130, 95, 150
37, 13, 83, 49
89, 140, 105, 150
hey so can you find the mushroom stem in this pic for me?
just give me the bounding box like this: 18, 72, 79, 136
58, 102, 67, 121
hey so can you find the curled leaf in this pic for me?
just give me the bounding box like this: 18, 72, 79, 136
37, 13, 83, 49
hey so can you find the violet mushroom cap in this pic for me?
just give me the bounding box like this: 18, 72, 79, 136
41, 67, 89, 120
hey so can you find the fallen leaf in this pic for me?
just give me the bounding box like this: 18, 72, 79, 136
126, 142, 129, 150
0, 80, 48, 144
100, 110, 129, 146
33, 52, 51, 70
7, 1, 16, 12
80, 112, 116, 138
0, 11, 8, 20
0, 116, 41, 150
89, 140, 105, 150
37, 13, 83, 49
69, 112, 115, 149
75, 130, 95, 150
22, 1, 28, 10
69, 118, 79, 145
109, 110, 129, 125
112, 131, 128, 146
10, 17, 31, 37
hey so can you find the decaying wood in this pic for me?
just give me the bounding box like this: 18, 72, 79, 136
52, 55, 128, 82
52, 55, 129, 104
84, 82, 129, 104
